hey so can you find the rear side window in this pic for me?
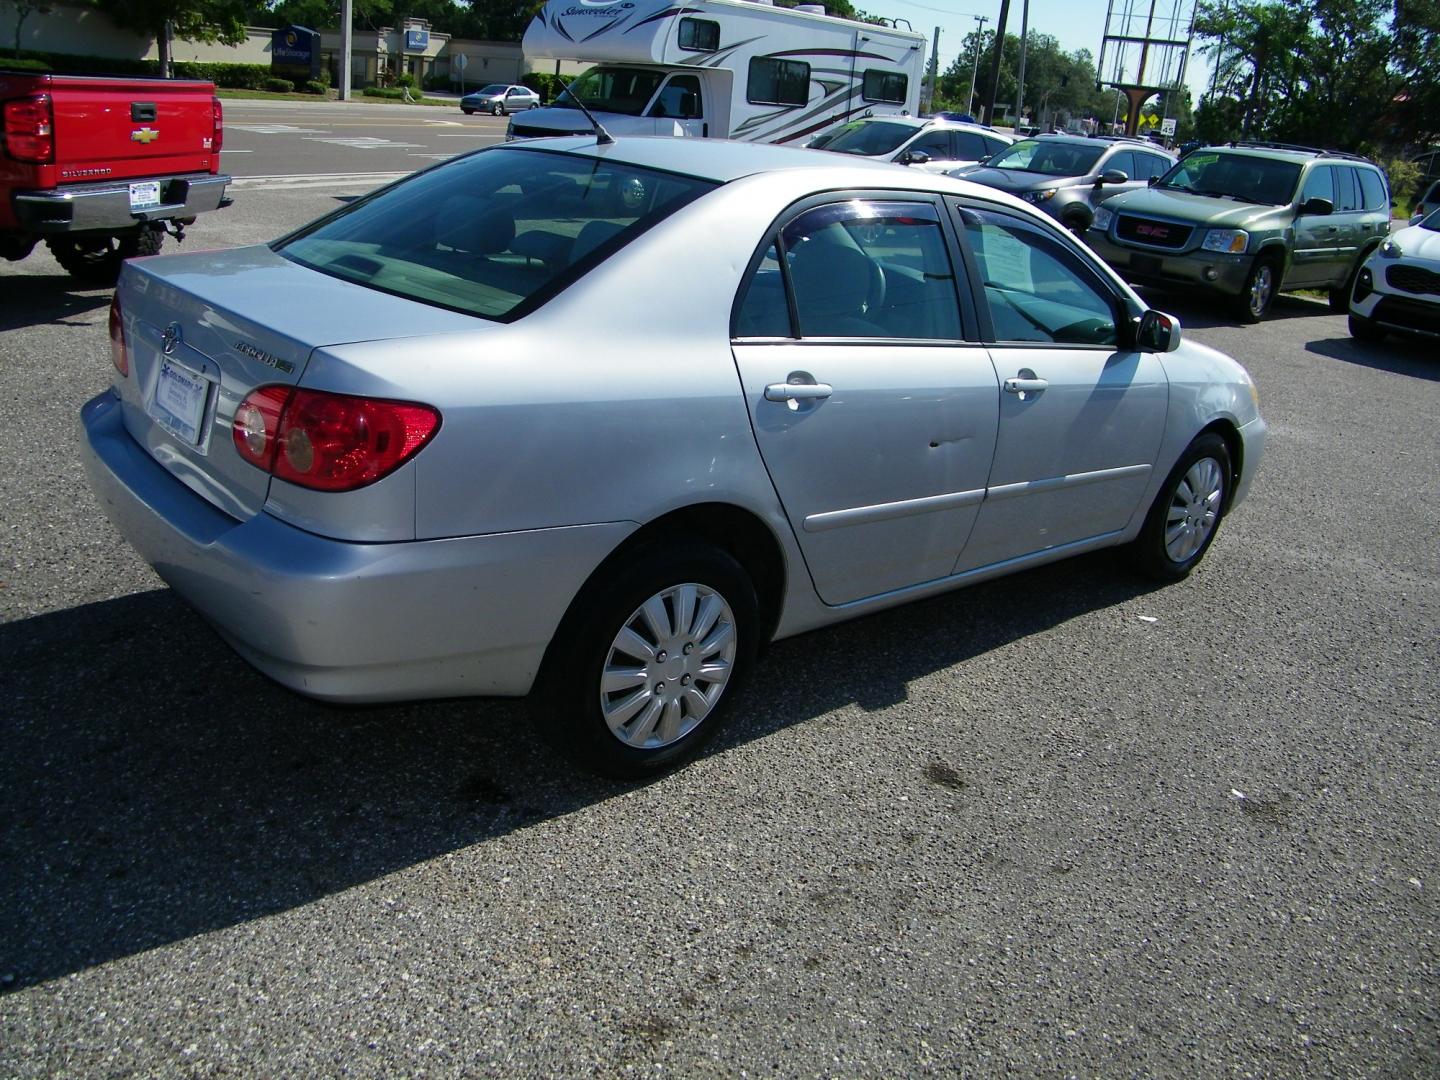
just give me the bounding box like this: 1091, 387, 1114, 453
1356, 168, 1387, 210
1335, 167, 1362, 212
678, 18, 719, 51
277, 148, 717, 321
862, 70, 908, 104
748, 57, 810, 106
734, 200, 964, 340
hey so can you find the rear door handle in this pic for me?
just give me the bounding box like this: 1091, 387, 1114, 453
765, 382, 833, 401
1004, 377, 1049, 394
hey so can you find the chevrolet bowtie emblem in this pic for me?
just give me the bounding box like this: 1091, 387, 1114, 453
131, 127, 159, 144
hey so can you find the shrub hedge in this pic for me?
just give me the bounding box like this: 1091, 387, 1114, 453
3, 50, 283, 90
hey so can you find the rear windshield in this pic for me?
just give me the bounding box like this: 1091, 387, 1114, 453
811, 120, 915, 156
986, 139, 1105, 176
1156, 151, 1302, 206
276, 147, 717, 320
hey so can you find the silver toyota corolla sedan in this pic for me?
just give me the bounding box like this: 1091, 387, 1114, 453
82, 136, 1266, 777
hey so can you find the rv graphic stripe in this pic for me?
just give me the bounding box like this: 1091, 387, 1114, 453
765, 48, 899, 61
625, 5, 704, 32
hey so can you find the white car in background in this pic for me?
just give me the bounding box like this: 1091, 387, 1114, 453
809, 116, 1013, 173
1349, 207, 1440, 342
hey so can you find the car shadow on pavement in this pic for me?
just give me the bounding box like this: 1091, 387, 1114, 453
1131, 289, 1330, 330
0, 274, 112, 332
0, 553, 1160, 992
1305, 335, 1440, 381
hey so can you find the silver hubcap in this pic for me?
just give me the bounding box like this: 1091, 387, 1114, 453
1249, 264, 1274, 315
600, 583, 737, 749
1165, 456, 1224, 563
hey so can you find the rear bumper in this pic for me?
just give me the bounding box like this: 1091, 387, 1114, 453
1088, 232, 1252, 297
13, 173, 230, 234
81, 390, 633, 703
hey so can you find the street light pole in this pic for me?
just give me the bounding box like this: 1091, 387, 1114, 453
1013, 0, 1029, 130
966, 14, 988, 117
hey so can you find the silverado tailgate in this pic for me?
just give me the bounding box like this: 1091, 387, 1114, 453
47, 75, 218, 183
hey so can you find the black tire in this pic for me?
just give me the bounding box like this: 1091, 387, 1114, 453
1130, 433, 1232, 582
533, 538, 759, 779
46, 227, 163, 286
1233, 254, 1280, 323
492, 102, 504, 116
461, 108, 474, 115
1061, 210, 1092, 236
1348, 312, 1385, 342
1329, 256, 1367, 311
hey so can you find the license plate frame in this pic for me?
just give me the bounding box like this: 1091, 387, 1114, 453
128, 180, 162, 212
152, 357, 210, 445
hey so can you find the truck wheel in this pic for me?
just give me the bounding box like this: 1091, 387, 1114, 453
1232, 254, 1279, 323
47, 227, 163, 286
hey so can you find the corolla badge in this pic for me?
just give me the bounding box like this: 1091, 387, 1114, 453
161, 322, 182, 355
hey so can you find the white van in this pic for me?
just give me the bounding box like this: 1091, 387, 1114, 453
513, 0, 927, 144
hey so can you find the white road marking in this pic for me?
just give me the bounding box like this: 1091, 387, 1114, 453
304, 136, 424, 150
229, 172, 410, 190
228, 124, 326, 135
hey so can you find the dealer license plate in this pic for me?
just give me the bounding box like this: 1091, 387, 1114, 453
129, 181, 162, 212
153, 358, 209, 445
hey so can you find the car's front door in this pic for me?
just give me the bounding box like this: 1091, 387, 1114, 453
951, 205, 1168, 571
1290, 165, 1345, 287
647, 74, 706, 136
731, 197, 999, 605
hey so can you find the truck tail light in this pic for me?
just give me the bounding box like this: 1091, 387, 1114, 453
3, 93, 54, 164
211, 96, 223, 154
109, 293, 129, 377
233, 386, 440, 492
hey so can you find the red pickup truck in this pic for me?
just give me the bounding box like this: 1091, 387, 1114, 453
1, 71, 231, 284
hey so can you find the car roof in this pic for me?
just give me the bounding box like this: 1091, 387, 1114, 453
1195, 143, 1379, 167
501, 134, 935, 183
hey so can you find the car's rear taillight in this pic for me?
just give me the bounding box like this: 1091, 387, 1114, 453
211, 96, 223, 155
108, 293, 129, 377
3, 93, 54, 164
232, 386, 440, 492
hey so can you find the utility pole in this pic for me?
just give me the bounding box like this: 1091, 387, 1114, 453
925, 25, 941, 114
984, 0, 1011, 125
966, 14, 988, 118
1013, 0, 1029, 130
339, 0, 353, 101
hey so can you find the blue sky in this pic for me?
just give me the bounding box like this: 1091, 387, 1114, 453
856, 0, 1215, 102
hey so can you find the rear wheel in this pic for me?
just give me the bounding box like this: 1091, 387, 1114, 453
492, 102, 504, 116
1233, 255, 1279, 323
1329, 257, 1366, 311
1348, 312, 1386, 342
533, 538, 758, 779
46, 226, 163, 286
1130, 433, 1231, 582
462, 107, 474, 115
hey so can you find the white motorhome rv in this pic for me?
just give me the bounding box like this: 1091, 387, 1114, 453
513, 0, 926, 145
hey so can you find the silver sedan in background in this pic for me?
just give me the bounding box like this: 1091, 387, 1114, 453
461, 83, 540, 115
82, 137, 1265, 777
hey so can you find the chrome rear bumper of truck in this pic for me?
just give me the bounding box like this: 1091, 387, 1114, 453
13, 173, 231, 233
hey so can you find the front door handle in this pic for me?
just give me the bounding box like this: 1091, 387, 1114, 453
1004, 377, 1049, 394
765, 382, 834, 402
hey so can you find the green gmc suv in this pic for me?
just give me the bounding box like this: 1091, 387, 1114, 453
1086, 143, 1391, 322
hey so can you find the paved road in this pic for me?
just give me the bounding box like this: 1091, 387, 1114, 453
0, 165, 1436, 1077
220, 98, 509, 178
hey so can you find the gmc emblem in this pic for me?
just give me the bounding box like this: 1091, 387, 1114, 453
1136, 223, 1169, 239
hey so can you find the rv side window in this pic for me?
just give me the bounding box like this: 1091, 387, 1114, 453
748, 57, 811, 107
678, 17, 720, 51
861, 70, 908, 105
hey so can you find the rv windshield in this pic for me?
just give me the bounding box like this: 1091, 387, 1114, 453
556, 66, 666, 116
811, 120, 915, 157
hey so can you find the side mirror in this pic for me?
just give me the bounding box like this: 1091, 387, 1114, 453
1134, 309, 1182, 353
898, 149, 931, 166
1298, 196, 1334, 216
1097, 169, 1129, 186
976, 155, 991, 165
1148, 175, 1162, 186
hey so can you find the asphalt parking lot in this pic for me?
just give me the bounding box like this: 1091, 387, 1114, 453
1, 173, 1436, 1077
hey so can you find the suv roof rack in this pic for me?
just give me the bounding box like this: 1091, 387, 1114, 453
1226, 140, 1374, 164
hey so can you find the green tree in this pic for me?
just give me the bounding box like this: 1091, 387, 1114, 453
4, 0, 52, 58
93, 0, 249, 74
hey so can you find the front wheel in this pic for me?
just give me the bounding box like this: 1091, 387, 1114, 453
1348, 312, 1386, 342
1130, 433, 1232, 582
533, 539, 758, 779
46, 226, 163, 286
1233, 256, 1279, 323
492, 102, 504, 116
461, 107, 474, 115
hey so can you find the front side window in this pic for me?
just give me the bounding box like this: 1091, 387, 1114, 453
953, 131, 990, 160
278, 147, 717, 321
907, 131, 953, 160
734, 200, 963, 340
678, 17, 719, 51
649, 74, 703, 118
748, 57, 810, 107
1106, 151, 1136, 179
861, 69, 908, 104
1300, 165, 1335, 206
961, 208, 1119, 346
812, 120, 914, 156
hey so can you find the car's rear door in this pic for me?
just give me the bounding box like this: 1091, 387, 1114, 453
730, 195, 999, 605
